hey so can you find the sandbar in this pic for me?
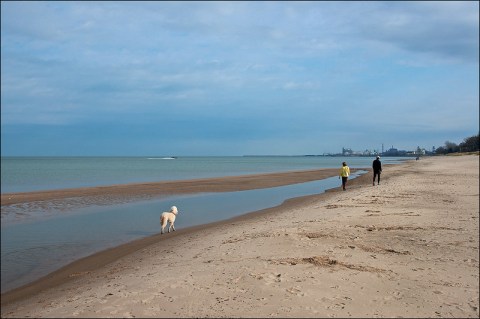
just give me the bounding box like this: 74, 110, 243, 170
1, 168, 346, 206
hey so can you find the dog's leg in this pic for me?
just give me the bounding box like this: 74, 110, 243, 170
160, 216, 166, 234
172, 223, 176, 232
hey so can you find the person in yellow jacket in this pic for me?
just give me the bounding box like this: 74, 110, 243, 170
339, 161, 350, 191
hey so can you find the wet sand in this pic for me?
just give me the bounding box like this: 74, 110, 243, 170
1, 155, 479, 318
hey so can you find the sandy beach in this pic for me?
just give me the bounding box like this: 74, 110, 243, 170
1, 155, 479, 318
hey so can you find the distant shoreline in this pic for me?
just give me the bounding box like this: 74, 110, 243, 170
243, 154, 417, 157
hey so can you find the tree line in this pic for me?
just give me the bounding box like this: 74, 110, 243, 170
435, 133, 480, 154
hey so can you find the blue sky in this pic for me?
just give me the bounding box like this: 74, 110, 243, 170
1, 1, 479, 156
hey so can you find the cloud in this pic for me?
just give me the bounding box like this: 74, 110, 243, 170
353, 2, 479, 63
1, 1, 478, 155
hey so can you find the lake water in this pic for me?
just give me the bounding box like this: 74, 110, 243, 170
1, 156, 406, 193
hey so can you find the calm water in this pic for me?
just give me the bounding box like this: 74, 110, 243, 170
1, 156, 406, 193
1, 156, 412, 293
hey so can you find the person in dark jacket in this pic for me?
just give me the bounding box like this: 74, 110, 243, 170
372, 156, 382, 186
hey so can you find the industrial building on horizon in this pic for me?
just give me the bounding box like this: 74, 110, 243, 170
335, 145, 434, 157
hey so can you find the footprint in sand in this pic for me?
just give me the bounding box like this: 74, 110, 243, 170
286, 286, 306, 296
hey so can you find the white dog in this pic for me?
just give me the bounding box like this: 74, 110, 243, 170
160, 206, 179, 234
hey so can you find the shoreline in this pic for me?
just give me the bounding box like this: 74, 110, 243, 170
1, 168, 372, 305
2, 156, 478, 318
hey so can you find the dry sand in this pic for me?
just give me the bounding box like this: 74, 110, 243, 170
1, 155, 479, 318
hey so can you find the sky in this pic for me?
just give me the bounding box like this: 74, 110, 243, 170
1, 1, 479, 156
